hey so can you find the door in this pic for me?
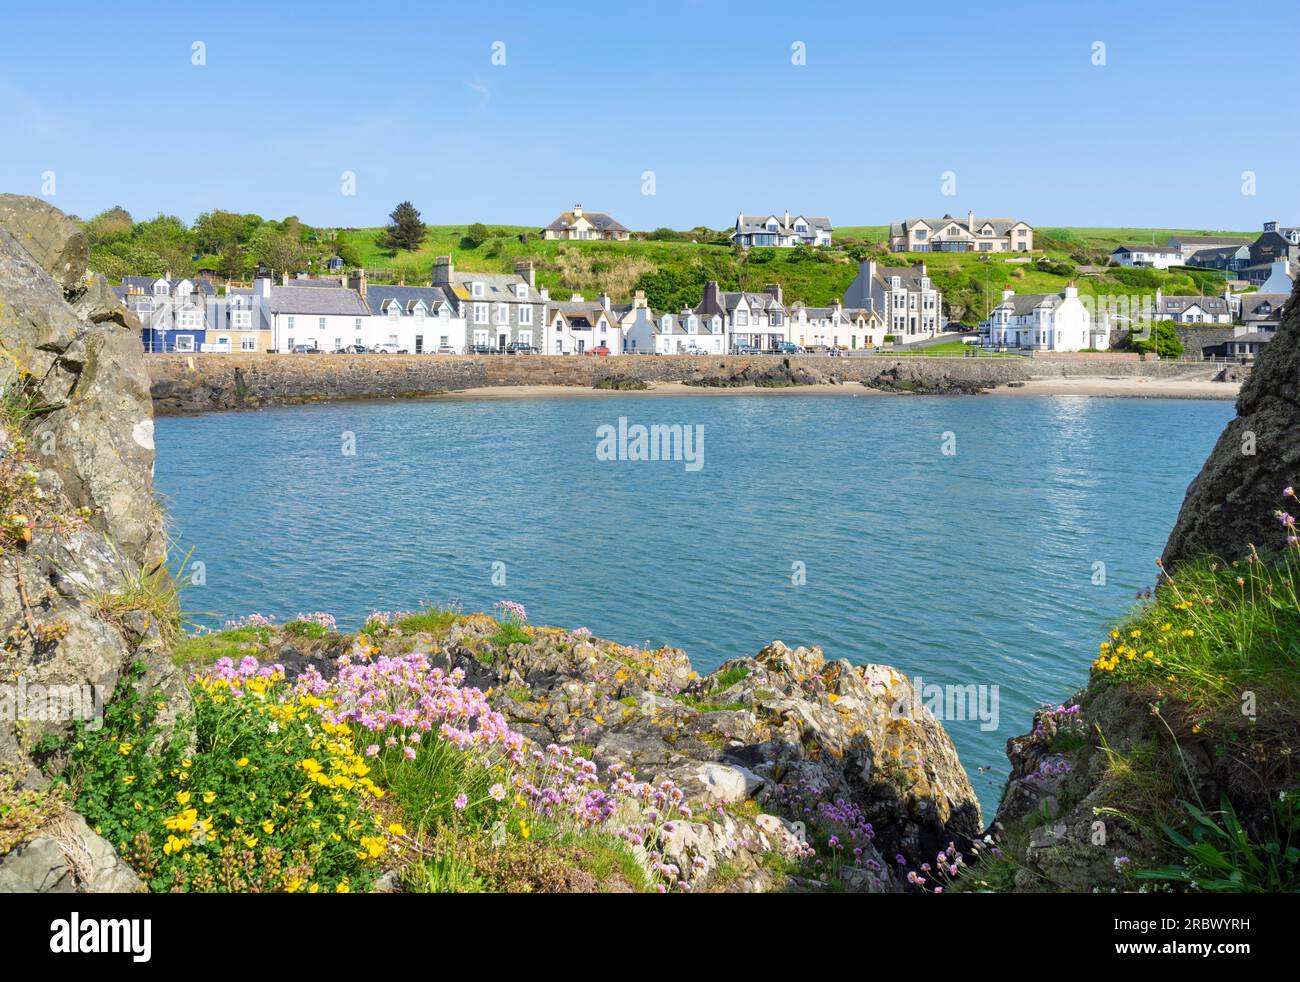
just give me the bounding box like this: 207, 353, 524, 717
498, 333, 507, 351
415, 335, 424, 353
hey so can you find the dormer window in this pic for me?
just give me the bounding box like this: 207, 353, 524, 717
515, 284, 527, 300
153, 281, 169, 296
472, 282, 485, 298
661, 316, 672, 331
687, 317, 697, 333
388, 304, 400, 320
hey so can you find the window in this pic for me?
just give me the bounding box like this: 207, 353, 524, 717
735, 310, 749, 326
175, 335, 195, 352
355, 318, 362, 333
515, 284, 527, 300
471, 282, 485, 298
519, 305, 532, 325
915, 229, 927, 240
240, 335, 256, 351
232, 310, 251, 327
414, 335, 423, 353
335, 338, 343, 350
318, 317, 326, 331
389, 304, 400, 321
474, 303, 488, 324
495, 304, 509, 325
287, 316, 296, 331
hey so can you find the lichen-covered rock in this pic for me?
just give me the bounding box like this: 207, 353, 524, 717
1163, 278, 1300, 567
0, 811, 142, 893
0, 199, 187, 870
0, 195, 88, 295
354, 617, 979, 891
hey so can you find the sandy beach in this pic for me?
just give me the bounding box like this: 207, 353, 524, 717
438, 377, 1239, 401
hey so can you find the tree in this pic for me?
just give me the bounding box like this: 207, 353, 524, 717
250, 226, 305, 278
1129, 319, 1184, 358
381, 201, 427, 251
83, 206, 134, 246
462, 222, 490, 249
216, 244, 247, 281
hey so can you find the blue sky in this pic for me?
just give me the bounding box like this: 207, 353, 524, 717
1, 0, 1294, 231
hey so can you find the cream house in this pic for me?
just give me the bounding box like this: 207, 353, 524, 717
546, 294, 625, 354
890, 212, 1033, 252
541, 204, 630, 241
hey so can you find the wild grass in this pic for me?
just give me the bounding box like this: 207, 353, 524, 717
86, 549, 191, 649
172, 625, 273, 667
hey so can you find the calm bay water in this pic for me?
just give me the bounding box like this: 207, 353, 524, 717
155, 392, 1233, 814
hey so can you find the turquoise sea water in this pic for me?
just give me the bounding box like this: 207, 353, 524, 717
154, 392, 1233, 814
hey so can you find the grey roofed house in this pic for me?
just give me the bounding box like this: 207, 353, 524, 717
1112, 243, 1182, 255
1156, 294, 1231, 317
267, 285, 370, 316
365, 285, 458, 316
736, 214, 832, 235
440, 269, 548, 305
542, 208, 629, 235
1239, 293, 1288, 327
997, 292, 1063, 315
891, 216, 1022, 236
1189, 243, 1250, 263
654, 310, 722, 335
1170, 234, 1251, 248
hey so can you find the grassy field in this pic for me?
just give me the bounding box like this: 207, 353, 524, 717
332, 222, 1256, 324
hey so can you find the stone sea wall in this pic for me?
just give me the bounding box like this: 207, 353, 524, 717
146, 351, 1221, 414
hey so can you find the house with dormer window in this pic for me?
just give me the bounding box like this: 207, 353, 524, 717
364, 279, 467, 353
730, 211, 832, 248
542, 204, 630, 241
431, 256, 547, 352
987, 284, 1108, 351
890, 212, 1033, 252
546, 293, 626, 355
694, 282, 789, 351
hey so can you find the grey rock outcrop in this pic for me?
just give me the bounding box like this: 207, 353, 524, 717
0, 811, 143, 893
1163, 279, 1300, 567
0, 197, 186, 888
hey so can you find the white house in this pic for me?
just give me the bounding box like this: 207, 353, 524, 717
1153, 289, 1232, 325
1111, 244, 1183, 270
364, 283, 467, 353
987, 283, 1108, 351
730, 212, 832, 248
624, 309, 726, 355
546, 294, 625, 355
694, 282, 789, 351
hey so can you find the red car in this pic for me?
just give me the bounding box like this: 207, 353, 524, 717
586, 346, 611, 356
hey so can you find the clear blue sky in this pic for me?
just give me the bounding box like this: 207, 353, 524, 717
2, 0, 1294, 231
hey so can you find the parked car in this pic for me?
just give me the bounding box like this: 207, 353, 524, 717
435, 343, 457, 354
683, 345, 707, 355
291, 344, 322, 354
506, 342, 539, 354
586, 346, 611, 356
342, 344, 369, 354
734, 344, 760, 355
772, 341, 804, 354
470, 344, 496, 355
804, 344, 831, 354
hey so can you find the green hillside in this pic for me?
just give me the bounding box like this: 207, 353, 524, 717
81, 203, 1257, 326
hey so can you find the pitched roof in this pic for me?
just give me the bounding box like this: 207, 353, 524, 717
995, 291, 1063, 315
894, 215, 1029, 236
1157, 295, 1230, 315
1171, 234, 1252, 248
268, 286, 369, 316
450, 271, 545, 304
1240, 293, 1288, 319
734, 214, 832, 235
543, 209, 628, 233
1113, 243, 1181, 255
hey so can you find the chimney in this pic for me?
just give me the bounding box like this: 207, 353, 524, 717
764, 283, 783, 304
570, 292, 584, 302
540, 287, 550, 301
572, 204, 583, 218
254, 277, 271, 299
432, 255, 454, 286
1064, 280, 1079, 299
164, 269, 172, 282
784, 210, 790, 229
597, 291, 611, 311
1001, 286, 1015, 302
967, 209, 975, 231
348, 269, 367, 299
702, 281, 721, 313
515, 260, 535, 288
633, 289, 647, 309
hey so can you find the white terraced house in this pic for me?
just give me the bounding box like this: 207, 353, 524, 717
627, 309, 727, 355
987, 283, 1109, 352
730, 211, 832, 248
362, 275, 468, 353
546, 294, 625, 355
253, 276, 370, 353
787, 301, 887, 350
889, 211, 1033, 252
1153, 289, 1232, 325
842, 260, 944, 341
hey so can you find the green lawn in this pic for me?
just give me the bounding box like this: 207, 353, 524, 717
326, 223, 1253, 324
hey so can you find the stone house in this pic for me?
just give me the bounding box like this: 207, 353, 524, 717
431, 256, 548, 352
843, 260, 944, 341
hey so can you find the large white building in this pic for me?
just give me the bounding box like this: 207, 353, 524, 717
730, 212, 832, 248
1110, 244, 1183, 270
546, 294, 625, 355
253, 277, 371, 352
363, 281, 467, 353
987, 283, 1108, 351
